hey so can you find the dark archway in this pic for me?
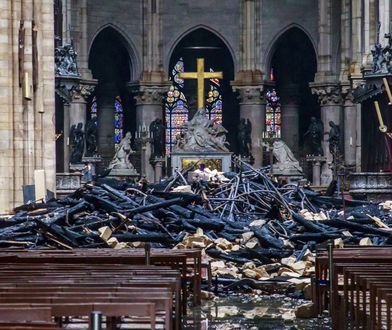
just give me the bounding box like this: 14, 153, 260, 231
168, 28, 238, 151
270, 27, 318, 175
88, 27, 136, 170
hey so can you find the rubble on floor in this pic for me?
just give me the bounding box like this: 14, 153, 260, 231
1, 159, 392, 308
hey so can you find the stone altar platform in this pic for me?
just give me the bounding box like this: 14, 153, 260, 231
170, 152, 232, 174
106, 168, 139, 181
56, 172, 83, 198
272, 163, 304, 183
349, 172, 392, 202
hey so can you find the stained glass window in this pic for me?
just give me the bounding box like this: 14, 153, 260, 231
206, 71, 223, 125
265, 89, 281, 138
114, 96, 123, 148
90, 96, 98, 121
165, 58, 188, 154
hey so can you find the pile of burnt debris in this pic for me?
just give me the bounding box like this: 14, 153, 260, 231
1, 159, 392, 298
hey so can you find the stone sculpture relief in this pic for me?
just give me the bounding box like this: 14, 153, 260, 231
55, 43, 79, 76
174, 109, 229, 152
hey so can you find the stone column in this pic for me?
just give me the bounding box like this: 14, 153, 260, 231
150, 157, 165, 183
342, 86, 357, 168
310, 83, 343, 185
233, 86, 265, 168
280, 83, 300, 156
63, 103, 71, 172
313, 160, 321, 186
132, 84, 167, 182
60, 82, 95, 168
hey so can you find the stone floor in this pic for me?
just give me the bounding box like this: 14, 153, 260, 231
183, 294, 332, 330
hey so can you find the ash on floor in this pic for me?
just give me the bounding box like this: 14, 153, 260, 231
184, 294, 331, 330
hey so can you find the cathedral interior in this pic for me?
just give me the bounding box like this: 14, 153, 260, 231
2, 1, 392, 329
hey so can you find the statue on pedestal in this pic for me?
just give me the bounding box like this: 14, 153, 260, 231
304, 116, 324, 156
149, 118, 165, 157
238, 118, 252, 157
70, 122, 84, 164
174, 108, 229, 152
85, 117, 98, 157
271, 139, 303, 174
107, 132, 136, 171
328, 121, 341, 156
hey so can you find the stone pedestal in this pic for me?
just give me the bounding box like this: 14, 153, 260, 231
349, 172, 392, 202
69, 163, 85, 172
107, 168, 139, 179
150, 156, 165, 183
56, 172, 83, 198
272, 163, 304, 183
306, 155, 327, 186
170, 152, 232, 174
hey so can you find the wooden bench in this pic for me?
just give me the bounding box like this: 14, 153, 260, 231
0, 268, 177, 329
0, 247, 202, 310
314, 246, 392, 329
0, 251, 187, 330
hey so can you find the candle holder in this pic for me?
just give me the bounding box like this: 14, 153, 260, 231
135, 124, 152, 178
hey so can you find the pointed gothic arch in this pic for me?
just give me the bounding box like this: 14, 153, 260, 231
166, 25, 237, 74
89, 24, 141, 80
267, 26, 319, 178
264, 24, 317, 75
88, 26, 136, 170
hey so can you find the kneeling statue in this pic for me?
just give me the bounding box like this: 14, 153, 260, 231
107, 132, 136, 171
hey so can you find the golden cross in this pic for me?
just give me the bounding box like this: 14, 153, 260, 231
179, 58, 223, 110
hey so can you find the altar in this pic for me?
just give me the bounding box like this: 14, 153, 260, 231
169, 58, 233, 174
171, 151, 232, 173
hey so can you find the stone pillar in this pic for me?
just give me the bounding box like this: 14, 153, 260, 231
151, 157, 165, 183
132, 84, 167, 182
58, 82, 95, 167
63, 103, 71, 172
310, 83, 343, 185
0, 0, 55, 212
280, 83, 300, 156
342, 87, 357, 168
233, 87, 265, 168
313, 161, 321, 186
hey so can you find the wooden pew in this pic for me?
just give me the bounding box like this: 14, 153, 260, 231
314, 246, 392, 329
0, 248, 202, 311
0, 264, 180, 329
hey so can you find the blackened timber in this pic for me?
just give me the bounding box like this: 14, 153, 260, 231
289, 232, 342, 242
112, 232, 174, 245
321, 219, 392, 237
46, 201, 90, 226
83, 194, 123, 213
254, 227, 285, 250
146, 195, 193, 218
291, 212, 325, 232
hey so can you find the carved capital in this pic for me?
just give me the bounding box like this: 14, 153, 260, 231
130, 83, 169, 105
55, 76, 96, 104
232, 86, 264, 104
310, 83, 342, 106
70, 83, 96, 102
341, 84, 354, 105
